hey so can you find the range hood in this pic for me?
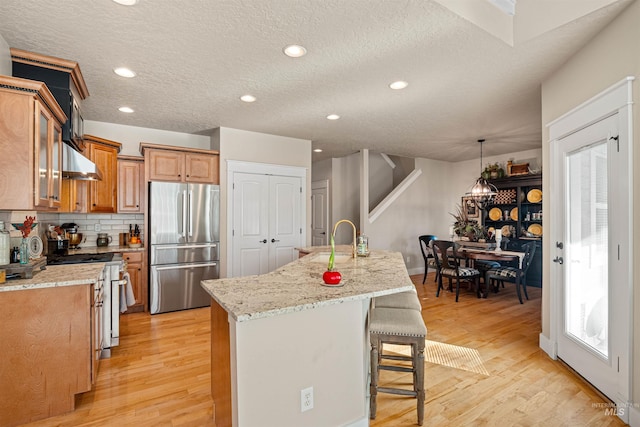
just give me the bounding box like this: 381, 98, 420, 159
62, 143, 102, 180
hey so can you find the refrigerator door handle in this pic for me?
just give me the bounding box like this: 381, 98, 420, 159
177, 191, 184, 236
155, 262, 218, 271
188, 189, 193, 238
154, 243, 218, 250
182, 190, 188, 238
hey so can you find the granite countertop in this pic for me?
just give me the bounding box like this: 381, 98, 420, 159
200, 249, 414, 322
0, 263, 105, 292
296, 244, 354, 255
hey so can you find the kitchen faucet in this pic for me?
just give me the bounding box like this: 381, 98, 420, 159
332, 219, 357, 258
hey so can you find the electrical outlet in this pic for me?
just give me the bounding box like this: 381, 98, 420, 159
94, 223, 101, 232
407, 256, 411, 263
301, 387, 313, 412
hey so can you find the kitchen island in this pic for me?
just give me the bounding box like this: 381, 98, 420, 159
200, 249, 414, 427
0, 263, 104, 427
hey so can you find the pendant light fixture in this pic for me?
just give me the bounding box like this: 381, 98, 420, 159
466, 139, 497, 210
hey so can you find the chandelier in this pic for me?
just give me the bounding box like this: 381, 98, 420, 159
466, 139, 497, 210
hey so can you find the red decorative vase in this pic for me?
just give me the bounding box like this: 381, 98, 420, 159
323, 270, 342, 285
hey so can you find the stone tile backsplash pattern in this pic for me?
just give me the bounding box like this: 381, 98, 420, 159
38, 213, 145, 247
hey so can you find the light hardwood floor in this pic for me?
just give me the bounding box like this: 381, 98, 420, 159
20, 273, 625, 427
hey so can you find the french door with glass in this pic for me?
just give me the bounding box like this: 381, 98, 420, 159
553, 112, 630, 417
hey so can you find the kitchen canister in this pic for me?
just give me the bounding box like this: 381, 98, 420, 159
96, 233, 112, 247
0, 221, 10, 265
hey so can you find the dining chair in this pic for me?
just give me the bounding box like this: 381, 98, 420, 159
418, 235, 438, 284
432, 240, 481, 302
484, 241, 537, 304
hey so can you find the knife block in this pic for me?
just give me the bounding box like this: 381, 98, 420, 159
119, 233, 130, 246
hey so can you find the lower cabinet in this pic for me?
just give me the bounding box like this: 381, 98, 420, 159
122, 251, 146, 313
0, 284, 93, 426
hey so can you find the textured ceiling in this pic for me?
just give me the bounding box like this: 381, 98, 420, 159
0, 0, 632, 161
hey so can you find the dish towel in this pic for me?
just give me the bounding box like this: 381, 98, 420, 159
120, 271, 136, 313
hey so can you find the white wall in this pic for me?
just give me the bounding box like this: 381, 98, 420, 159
368, 153, 393, 210
331, 154, 360, 245
218, 127, 312, 277
84, 121, 211, 157
0, 34, 10, 76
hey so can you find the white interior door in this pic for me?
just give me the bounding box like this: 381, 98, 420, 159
554, 113, 630, 413
268, 175, 302, 271
232, 173, 269, 277
311, 180, 329, 246
232, 170, 304, 277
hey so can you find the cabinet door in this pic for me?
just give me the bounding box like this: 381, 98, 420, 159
148, 150, 184, 181
122, 251, 145, 313
185, 153, 218, 184
60, 179, 87, 213
88, 143, 118, 213
118, 160, 144, 213
34, 102, 51, 208
50, 123, 62, 208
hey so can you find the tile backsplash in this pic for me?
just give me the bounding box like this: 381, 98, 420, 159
37, 212, 145, 248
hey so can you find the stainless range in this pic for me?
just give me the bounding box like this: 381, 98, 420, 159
47, 253, 125, 357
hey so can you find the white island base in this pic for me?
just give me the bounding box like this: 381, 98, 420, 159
204, 250, 414, 427
212, 298, 370, 426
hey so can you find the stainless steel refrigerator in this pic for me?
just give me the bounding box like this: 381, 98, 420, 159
149, 182, 220, 314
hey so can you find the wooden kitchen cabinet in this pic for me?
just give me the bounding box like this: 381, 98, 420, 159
0, 284, 93, 426
118, 156, 145, 213
61, 179, 87, 213
0, 76, 67, 211
141, 142, 219, 184
84, 134, 121, 213
122, 251, 146, 313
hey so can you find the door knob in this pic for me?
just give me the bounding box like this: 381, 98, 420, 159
553, 256, 564, 264
259, 239, 267, 244
271, 239, 280, 243
321, 232, 326, 235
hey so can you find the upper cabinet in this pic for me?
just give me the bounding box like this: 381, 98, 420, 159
0, 76, 67, 211
11, 48, 89, 148
140, 143, 219, 184
118, 156, 144, 213
84, 135, 121, 213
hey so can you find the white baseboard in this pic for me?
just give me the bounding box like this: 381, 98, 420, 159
629, 405, 640, 427
539, 332, 556, 359
407, 267, 427, 276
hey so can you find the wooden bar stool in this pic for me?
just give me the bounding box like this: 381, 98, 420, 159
369, 307, 427, 426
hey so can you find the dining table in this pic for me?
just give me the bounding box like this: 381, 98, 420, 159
455, 246, 525, 298
457, 247, 524, 268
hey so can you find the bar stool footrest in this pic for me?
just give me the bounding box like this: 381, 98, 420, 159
378, 387, 418, 397
379, 365, 414, 373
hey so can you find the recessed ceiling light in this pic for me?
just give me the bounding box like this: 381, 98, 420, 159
326, 114, 340, 120
240, 95, 256, 103
313, 148, 323, 153
113, 67, 136, 78
283, 45, 307, 58
112, 0, 138, 5
118, 106, 134, 113
389, 80, 408, 90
